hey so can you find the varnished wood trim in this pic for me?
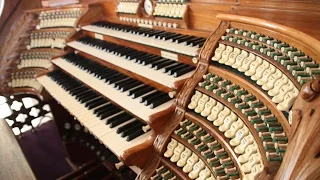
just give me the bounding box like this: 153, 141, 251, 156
24, 4, 87, 13
12, 87, 43, 100
120, 133, 156, 168
136, 154, 161, 180
154, 107, 185, 155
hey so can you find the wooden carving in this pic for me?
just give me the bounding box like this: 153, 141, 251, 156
136, 154, 161, 180
153, 107, 185, 155
199, 20, 229, 63
274, 80, 320, 180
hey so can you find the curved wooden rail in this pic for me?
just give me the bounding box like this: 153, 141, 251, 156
185, 111, 245, 179
194, 87, 269, 172
216, 13, 320, 64
208, 65, 290, 136
136, 154, 161, 180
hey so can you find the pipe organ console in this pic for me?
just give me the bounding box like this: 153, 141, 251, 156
1, 0, 320, 179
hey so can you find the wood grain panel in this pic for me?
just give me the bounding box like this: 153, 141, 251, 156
232, 5, 320, 40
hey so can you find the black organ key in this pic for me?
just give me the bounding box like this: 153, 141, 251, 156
174, 66, 195, 77
141, 56, 163, 66
85, 97, 104, 108
109, 114, 133, 128
106, 112, 128, 125
164, 63, 184, 73
140, 91, 162, 103
120, 121, 144, 138
154, 60, 176, 70
100, 107, 122, 120
168, 64, 190, 75
150, 58, 170, 68
81, 93, 100, 103
127, 85, 150, 96
114, 78, 134, 89
94, 103, 112, 115
97, 103, 121, 120
126, 129, 145, 141
120, 81, 143, 92
150, 95, 172, 109
116, 120, 139, 134
144, 92, 168, 106
132, 86, 155, 99
175, 35, 195, 44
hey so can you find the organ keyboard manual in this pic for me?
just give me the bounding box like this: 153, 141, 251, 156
1, 0, 320, 180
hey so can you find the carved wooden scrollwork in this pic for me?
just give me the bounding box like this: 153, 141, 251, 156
153, 107, 185, 155
136, 154, 161, 180
199, 21, 229, 63
272, 80, 320, 180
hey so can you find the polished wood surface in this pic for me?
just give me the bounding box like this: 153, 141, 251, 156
0, 119, 36, 180
274, 80, 320, 180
